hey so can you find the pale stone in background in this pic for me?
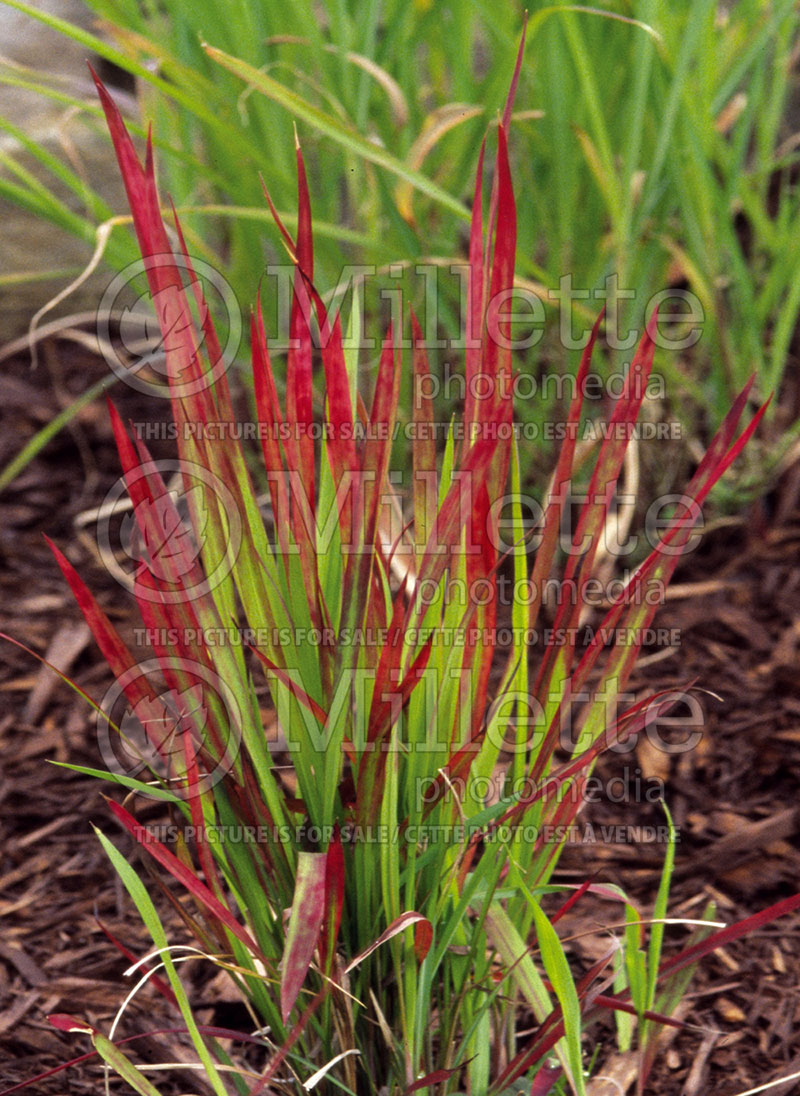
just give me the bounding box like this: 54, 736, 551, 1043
0, 0, 132, 339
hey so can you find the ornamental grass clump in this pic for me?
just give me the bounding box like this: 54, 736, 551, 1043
18, 58, 800, 1096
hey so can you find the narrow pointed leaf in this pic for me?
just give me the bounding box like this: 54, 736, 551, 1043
344, 912, 432, 974
106, 799, 262, 958
281, 851, 327, 1022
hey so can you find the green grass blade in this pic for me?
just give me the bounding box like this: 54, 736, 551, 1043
204, 45, 469, 219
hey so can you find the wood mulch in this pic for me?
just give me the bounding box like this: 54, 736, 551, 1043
1, 335, 799, 1095
564, 490, 800, 1095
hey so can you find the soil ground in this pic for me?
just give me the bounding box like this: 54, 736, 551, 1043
1, 337, 799, 1095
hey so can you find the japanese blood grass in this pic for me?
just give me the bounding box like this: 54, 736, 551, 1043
30, 70, 800, 1096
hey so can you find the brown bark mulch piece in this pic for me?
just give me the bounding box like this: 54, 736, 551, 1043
560, 480, 800, 1094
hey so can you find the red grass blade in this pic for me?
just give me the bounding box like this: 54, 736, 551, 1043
526, 309, 605, 635
591, 996, 685, 1030
410, 312, 437, 557
281, 850, 327, 1022
307, 281, 358, 551
251, 301, 291, 558
286, 145, 316, 516
356, 634, 434, 827
410, 435, 499, 621
549, 879, 593, 926
413, 919, 433, 963
168, 196, 235, 423
501, 12, 527, 131
567, 383, 770, 704
484, 125, 517, 435
90, 71, 173, 293
249, 644, 328, 725
657, 892, 800, 981
106, 799, 263, 959
95, 918, 178, 1007
533, 316, 658, 698
46, 537, 161, 715
342, 326, 401, 635
464, 138, 486, 436
405, 1064, 464, 1094
91, 71, 220, 437
344, 912, 432, 974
